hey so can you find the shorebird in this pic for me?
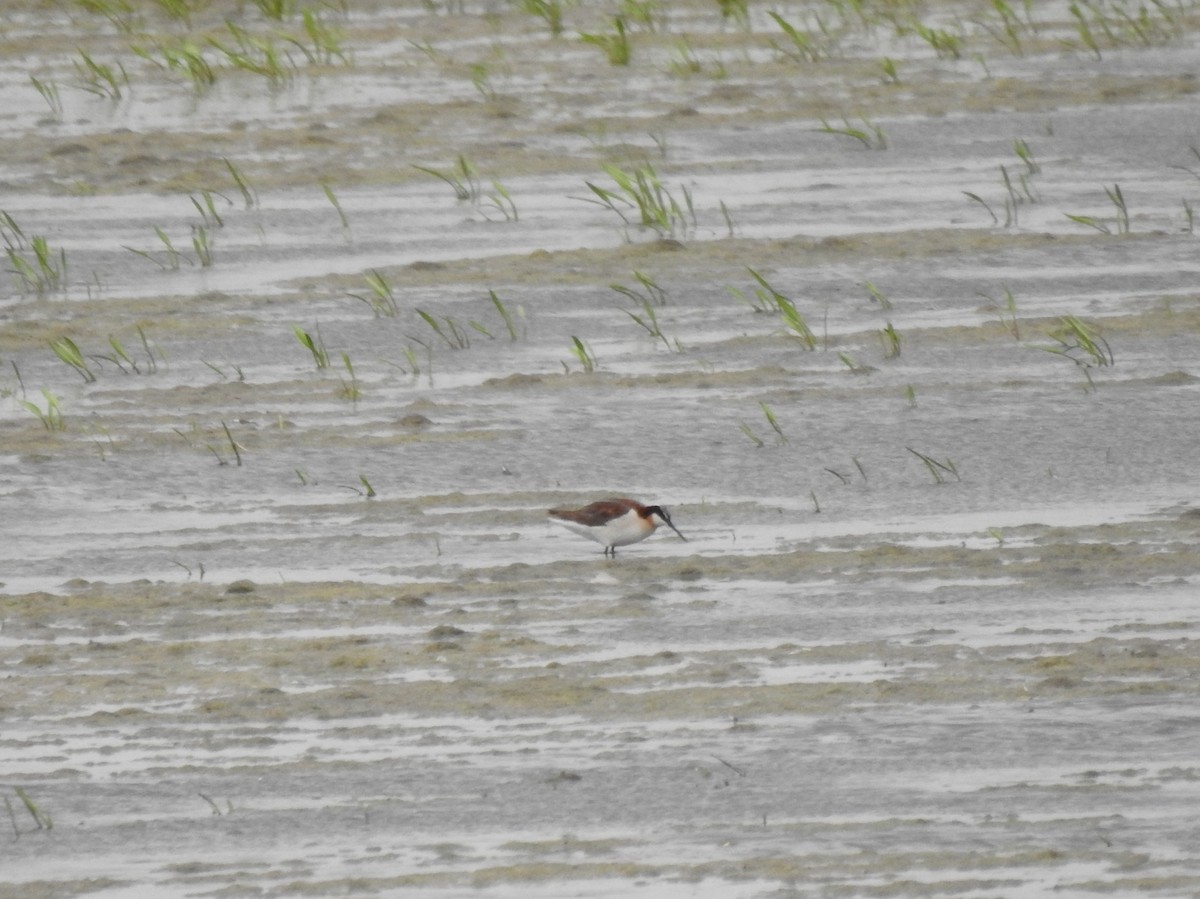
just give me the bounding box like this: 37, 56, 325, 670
548, 497, 687, 556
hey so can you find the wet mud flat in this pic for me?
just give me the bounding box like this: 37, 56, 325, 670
4, 0, 1200, 896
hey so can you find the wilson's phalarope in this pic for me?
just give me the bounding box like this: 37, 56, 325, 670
548, 498, 686, 556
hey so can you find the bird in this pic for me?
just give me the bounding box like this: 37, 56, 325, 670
548, 497, 687, 556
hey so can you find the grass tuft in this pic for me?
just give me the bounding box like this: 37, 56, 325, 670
294, 325, 330, 369
907, 447, 959, 484
50, 337, 96, 382
1037, 315, 1113, 391
581, 16, 631, 65
20, 389, 65, 431
565, 336, 597, 373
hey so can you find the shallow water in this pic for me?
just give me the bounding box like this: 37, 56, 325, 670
4, 0, 1200, 896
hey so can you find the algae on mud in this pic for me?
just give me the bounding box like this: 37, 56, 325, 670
4, 0, 1200, 897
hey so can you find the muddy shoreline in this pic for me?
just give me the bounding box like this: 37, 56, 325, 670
4, 1, 1200, 896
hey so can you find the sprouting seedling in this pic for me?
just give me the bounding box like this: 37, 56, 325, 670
622, 297, 675, 351
190, 190, 229, 228
6, 234, 67, 294
322, 182, 349, 230
11, 788, 53, 832
767, 11, 826, 62
1013, 138, 1040, 175
399, 343, 423, 380
816, 116, 887, 150
769, 10, 846, 62
610, 269, 668, 306
565, 336, 597, 373
154, 227, 186, 267
1173, 145, 1200, 182
149, 0, 193, 26
30, 75, 63, 117
0, 209, 25, 250
221, 420, 243, 467
50, 337, 96, 383
864, 280, 891, 310
338, 352, 360, 402
287, 8, 347, 65
912, 21, 963, 58
963, 190, 999, 225
717, 0, 750, 28
739, 421, 765, 447
33, 236, 67, 290
965, 158, 1036, 227
192, 225, 213, 266
294, 325, 330, 369
209, 21, 294, 85
1106, 183, 1130, 233
197, 794, 230, 816
19, 389, 65, 431
904, 383, 917, 407
223, 157, 258, 209
719, 200, 736, 237
342, 475, 376, 497
1001, 162, 1037, 206
1069, 2, 1103, 59
825, 466, 850, 485
740, 402, 787, 448
743, 267, 785, 311
879, 322, 901, 358
97, 334, 139, 373
519, 0, 565, 36
622, 0, 665, 32
907, 447, 959, 484
254, 0, 292, 20
667, 39, 704, 76
75, 0, 139, 31
1064, 211, 1108, 234
171, 559, 206, 581
879, 56, 899, 83
837, 351, 873, 373
9, 359, 26, 397
581, 16, 631, 65
979, 285, 1020, 339
350, 269, 399, 317
483, 179, 519, 222
759, 402, 788, 444
412, 156, 481, 203
580, 162, 693, 238
992, 166, 1027, 228
1066, 183, 1130, 235
468, 61, 499, 101
134, 37, 218, 92
415, 309, 471, 349
776, 293, 817, 349
489, 289, 520, 340
407, 38, 439, 62
1037, 315, 1113, 390
123, 228, 181, 271
73, 49, 128, 99
746, 269, 816, 348
983, 0, 1032, 55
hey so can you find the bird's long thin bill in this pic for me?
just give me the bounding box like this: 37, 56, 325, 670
667, 523, 687, 542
